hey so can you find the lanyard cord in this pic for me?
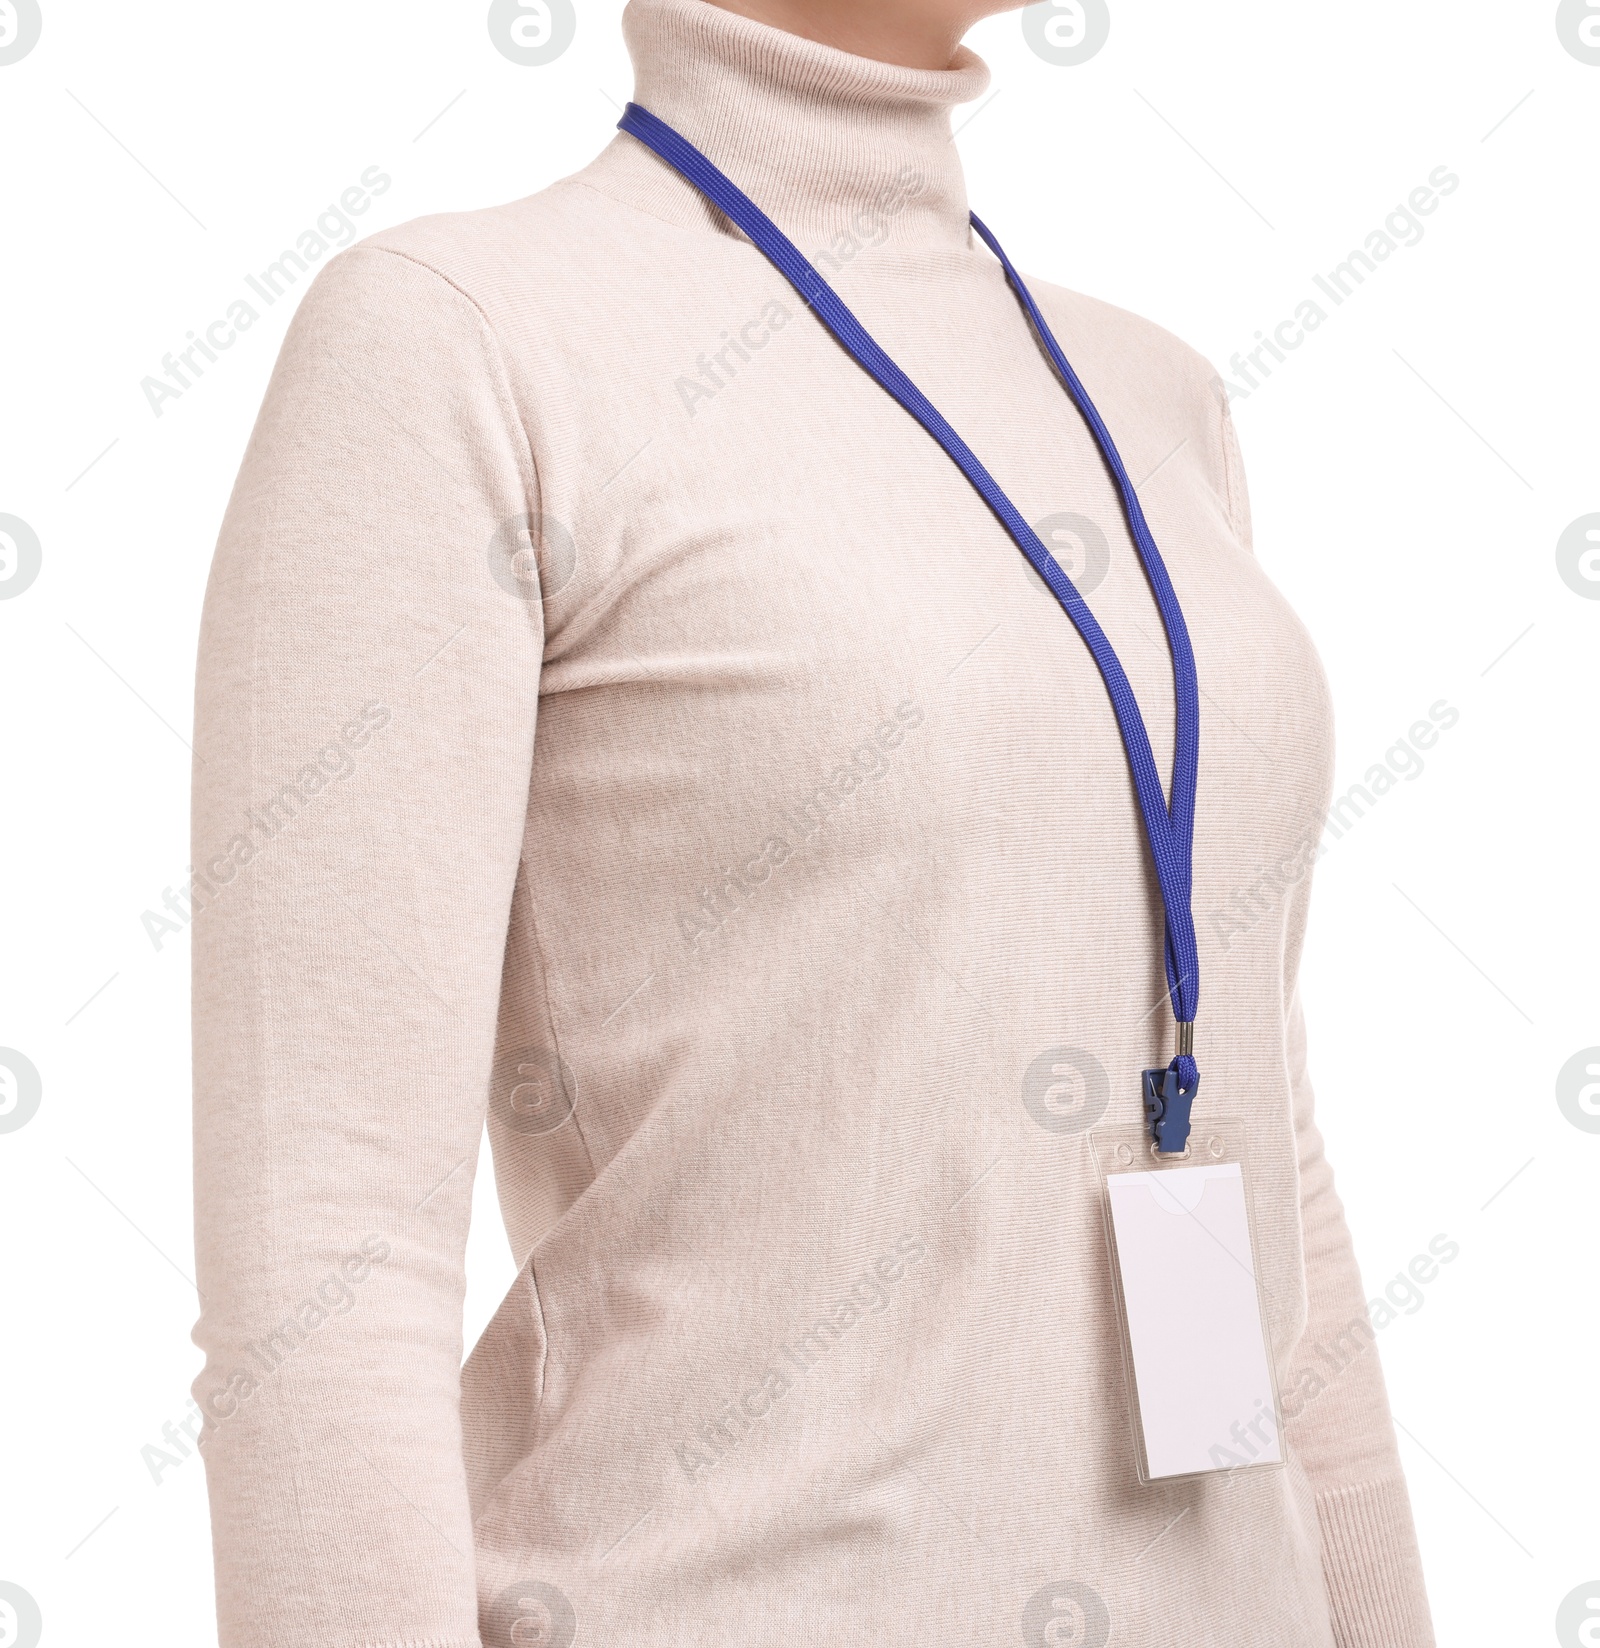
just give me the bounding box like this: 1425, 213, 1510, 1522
619, 102, 1203, 1145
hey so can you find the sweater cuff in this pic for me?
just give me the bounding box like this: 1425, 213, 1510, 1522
1315, 1479, 1436, 1648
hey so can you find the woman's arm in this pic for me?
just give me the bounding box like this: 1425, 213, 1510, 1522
191, 243, 539, 1648
1283, 989, 1436, 1648
1220, 395, 1435, 1645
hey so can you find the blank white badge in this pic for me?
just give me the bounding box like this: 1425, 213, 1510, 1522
1106, 1161, 1281, 1479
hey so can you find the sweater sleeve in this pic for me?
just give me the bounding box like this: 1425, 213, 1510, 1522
1217, 391, 1436, 1645
1283, 991, 1436, 1648
190, 244, 540, 1648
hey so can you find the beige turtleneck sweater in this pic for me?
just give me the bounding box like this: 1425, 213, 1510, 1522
190, 2, 1435, 1644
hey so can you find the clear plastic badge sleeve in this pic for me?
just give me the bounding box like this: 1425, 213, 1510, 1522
1093, 1120, 1283, 1484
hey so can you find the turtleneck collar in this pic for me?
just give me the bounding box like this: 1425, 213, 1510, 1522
583, 0, 990, 252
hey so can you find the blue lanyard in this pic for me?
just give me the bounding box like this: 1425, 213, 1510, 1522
619, 102, 1203, 1153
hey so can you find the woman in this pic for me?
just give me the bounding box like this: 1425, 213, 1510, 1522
191, 1, 1435, 1643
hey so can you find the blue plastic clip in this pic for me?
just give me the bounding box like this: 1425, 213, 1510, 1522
1142, 1064, 1199, 1155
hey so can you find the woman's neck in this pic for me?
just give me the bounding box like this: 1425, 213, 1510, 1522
704, 0, 969, 70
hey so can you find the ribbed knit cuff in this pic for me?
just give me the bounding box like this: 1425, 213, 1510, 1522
1315, 1480, 1436, 1648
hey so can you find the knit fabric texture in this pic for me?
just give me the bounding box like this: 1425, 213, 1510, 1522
190, 2, 1436, 1643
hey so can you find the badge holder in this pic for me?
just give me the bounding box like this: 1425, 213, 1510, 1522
1089, 1114, 1284, 1486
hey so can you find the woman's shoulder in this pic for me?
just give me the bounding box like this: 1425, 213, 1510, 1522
330, 170, 632, 318
1020, 272, 1224, 416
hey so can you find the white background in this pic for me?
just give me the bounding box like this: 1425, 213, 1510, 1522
1, 2, 1596, 1644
